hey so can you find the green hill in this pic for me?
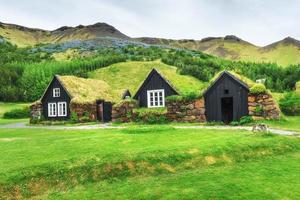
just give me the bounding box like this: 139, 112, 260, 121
137, 36, 300, 67
88, 61, 206, 96
1, 21, 300, 66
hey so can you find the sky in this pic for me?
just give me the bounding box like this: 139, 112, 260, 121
0, 0, 299, 46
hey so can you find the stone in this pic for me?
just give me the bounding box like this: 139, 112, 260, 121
248, 106, 256, 112
195, 99, 205, 108
252, 116, 264, 120
264, 105, 275, 111
248, 96, 256, 102
248, 102, 257, 107
186, 104, 194, 110
252, 124, 269, 132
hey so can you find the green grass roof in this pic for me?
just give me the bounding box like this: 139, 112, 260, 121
88, 61, 206, 96
57, 76, 124, 104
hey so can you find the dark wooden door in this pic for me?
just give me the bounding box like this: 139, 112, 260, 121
103, 102, 112, 122
96, 102, 103, 122
221, 97, 233, 124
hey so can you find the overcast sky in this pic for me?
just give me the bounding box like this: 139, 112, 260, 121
0, 0, 299, 46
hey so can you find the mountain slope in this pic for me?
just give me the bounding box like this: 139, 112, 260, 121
1, 21, 300, 66
0, 22, 130, 47
137, 36, 300, 66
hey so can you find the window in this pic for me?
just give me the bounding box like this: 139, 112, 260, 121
48, 103, 57, 117
58, 102, 67, 116
147, 89, 165, 108
224, 89, 229, 94
53, 88, 60, 97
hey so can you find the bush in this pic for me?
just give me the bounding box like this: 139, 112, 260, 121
249, 83, 267, 94
81, 111, 91, 122
70, 111, 79, 123
239, 116, 254, 125
3, 107, 30, 119
279, 92, 300, 115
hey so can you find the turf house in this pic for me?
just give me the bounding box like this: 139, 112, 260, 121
30, 61, 280, 124
30, 75, 125, 123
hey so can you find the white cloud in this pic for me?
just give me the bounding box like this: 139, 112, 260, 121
0, 0, 299, 46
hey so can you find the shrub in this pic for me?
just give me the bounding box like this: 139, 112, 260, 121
3, 107, 30, 119
249, 83, 267, 94
279, 92, 300, 115
81, 111, 91, 122
239, 116, 253, 125
70, 111, 79, 123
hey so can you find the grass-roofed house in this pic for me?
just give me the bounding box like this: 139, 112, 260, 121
30, 75, 125, 123
100, 61, 280, 123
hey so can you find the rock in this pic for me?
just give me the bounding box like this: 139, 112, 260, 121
195, 99, 204, 108
252, 116, 264, 120
264, 105, 275, 111
248, 96, 256, 102
186, 104, 194, 110
252, 124, 269, 132
248, 106, 256, 112
248, 102, 257, 107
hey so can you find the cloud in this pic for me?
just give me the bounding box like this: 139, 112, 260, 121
0, 0, 299, 46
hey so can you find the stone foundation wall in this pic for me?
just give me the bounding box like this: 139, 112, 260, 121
29, 102, 42, 123
70, 102, 97, 121
112, 100, 138, 122
248, 93, 280, 120
166, 99, 206, 123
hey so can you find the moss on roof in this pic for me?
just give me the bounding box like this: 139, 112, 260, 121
209, 70, 255, 88
89, 61, 206, 96
57, 75, 124, 104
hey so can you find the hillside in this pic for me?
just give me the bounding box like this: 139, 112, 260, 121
88, 61, 206, 96
0, 22, 130, 47
1, 21, 300, 66
137, 36, 300, 67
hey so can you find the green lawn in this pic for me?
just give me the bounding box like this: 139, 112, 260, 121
0, 102, 28, 117
47, 153, 300, 200
260, 116, 300, 132
0, 126, 299, 199
0, 102, 29, 125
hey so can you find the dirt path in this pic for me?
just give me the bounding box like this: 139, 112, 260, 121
0, 122, 299, 137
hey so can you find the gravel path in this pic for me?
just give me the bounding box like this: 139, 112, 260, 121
0, 122, 299, 137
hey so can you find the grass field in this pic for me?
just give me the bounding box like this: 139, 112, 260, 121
261, 116, 300, 132
0, 126, 299, 199
0, 102, 29, 125
89, 61, 206, 95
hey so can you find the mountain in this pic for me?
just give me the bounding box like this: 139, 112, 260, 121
1, 21, 300, 66
136, 36, 300, 66
0, 22, 130, 47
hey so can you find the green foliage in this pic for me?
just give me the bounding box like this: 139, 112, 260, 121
70, 112, 79, 123
279, 92, 300, 115
230, 116, 253, 126
166, 92, 202, 102
239, 116, 254, 125
1, 42, 300, 102
81, 111, 91, 122
249, 83, 267, 94
132, 108, 168, 124
3, 107, 30, 119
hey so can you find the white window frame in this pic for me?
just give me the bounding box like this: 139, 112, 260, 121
53, 88, 60, 97
58, 102, 67, 117
48, 103, 57, 117
147, 89, 165, 108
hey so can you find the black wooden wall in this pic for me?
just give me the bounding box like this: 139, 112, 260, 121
204, 73, 249, 122
41, 77, 71, 120
134, 70, 178, 107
